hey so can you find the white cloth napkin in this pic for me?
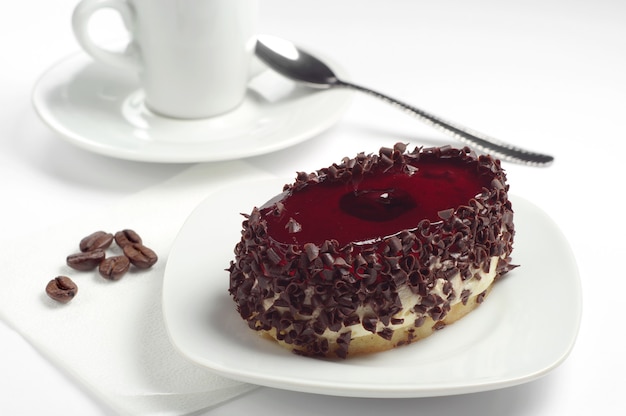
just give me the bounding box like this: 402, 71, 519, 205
0, 160, 275, 415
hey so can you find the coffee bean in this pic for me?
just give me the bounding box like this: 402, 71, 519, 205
79, 231, 113, 252
114, 229, 142, 248
46, 276, 78, 303
98, 255, 131, 280
123, 243, 158, 269
67, 248, 106, 271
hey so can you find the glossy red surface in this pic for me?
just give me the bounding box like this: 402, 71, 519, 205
262, 156, 491, 246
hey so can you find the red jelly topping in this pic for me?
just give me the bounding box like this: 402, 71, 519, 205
261, 154, 492, 246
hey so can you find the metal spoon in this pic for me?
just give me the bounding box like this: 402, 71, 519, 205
255, 36, 554, 167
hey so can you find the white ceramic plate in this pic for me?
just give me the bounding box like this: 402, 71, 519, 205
32, 45, 352, 163
162, 178, 582, 397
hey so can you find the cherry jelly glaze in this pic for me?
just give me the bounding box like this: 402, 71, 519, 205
260, 152, 493, 247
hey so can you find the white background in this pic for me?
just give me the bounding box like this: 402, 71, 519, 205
1, 0, 625, 414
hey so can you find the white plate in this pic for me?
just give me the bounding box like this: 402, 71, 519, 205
162, 178, 582, 397
32, 47, 352, 163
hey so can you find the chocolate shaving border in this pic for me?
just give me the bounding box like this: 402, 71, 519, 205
228, 144, 516, 358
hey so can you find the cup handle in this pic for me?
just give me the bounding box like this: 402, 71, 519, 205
72, 0, 140, 72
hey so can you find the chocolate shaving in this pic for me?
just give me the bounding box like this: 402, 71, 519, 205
285, 218, 302, 233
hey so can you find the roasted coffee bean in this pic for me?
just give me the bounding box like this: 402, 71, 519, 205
114, 229, 142, 248
67, 248, 106, 271
46, 276, 78, 303
123, 243, 158, 269
79, 231, 113, 252
99, 255, 131, 280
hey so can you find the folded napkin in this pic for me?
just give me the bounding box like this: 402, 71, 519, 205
0, 160, 275, 415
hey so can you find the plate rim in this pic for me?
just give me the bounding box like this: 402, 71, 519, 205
162, 177, 582, 397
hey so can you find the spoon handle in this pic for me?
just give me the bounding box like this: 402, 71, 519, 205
335, 80, 554, 166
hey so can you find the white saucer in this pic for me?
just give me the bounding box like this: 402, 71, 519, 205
162, 178, 582, 398
32, 49, 353, 163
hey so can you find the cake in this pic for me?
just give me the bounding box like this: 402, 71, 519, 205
228, 144, 516, 358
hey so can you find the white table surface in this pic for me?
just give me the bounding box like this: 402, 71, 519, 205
2, 0, 624, 414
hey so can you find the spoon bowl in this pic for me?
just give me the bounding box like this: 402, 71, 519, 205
256, 37, 338, 87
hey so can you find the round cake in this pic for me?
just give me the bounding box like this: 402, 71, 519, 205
228, 144, 516, 358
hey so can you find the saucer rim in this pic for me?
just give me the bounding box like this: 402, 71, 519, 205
32, 44, 353, 163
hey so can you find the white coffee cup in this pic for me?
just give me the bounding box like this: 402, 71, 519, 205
72, 0, 257, 119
